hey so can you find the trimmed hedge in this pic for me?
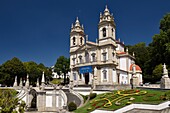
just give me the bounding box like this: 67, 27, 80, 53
68, 102, 77, 111
90, 93, 97, 100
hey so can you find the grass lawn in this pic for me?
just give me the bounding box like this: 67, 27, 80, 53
51, 78, 64, 84
74, 89, 169, 113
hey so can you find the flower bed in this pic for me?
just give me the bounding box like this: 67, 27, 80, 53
74, 89, 167, 113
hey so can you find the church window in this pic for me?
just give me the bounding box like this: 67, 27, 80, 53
102, 28, 106, 37
85, 52, 89, 63
102, 53, 107, 61
91, 53, 96, 62
73, 37, 76, 45
73, 73, 76, 80
72, 58, 76, 65
79, 55, 82, 63
103, 70, 107, 80
80, 37, 83, 45
112, 28, 114, 36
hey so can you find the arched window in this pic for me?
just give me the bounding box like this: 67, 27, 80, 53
85, 51, 89, 63
111, 28, 114, 36
79, 55, 82, 63
80, 37, 83, 45
102, 28, 106, 37
91, 53, 96, 62
103, 70, 107, 80
73, 37, 76, 45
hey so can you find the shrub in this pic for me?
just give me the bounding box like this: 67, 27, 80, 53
90, 93, 97, 100
68, 102, 77, 111
165, 91, 170, 100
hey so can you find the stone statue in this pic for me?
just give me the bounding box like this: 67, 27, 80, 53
160, 63, 170, 89
163, 63, 168, 77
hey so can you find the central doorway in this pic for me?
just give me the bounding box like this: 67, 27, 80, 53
84, 73, 89, 85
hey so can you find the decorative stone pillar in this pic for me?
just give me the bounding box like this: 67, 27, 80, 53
160, 63, 170, 89
13, 76, 18, 87
25, 74, 30, 88
36, 78, 39, 87
41, 71, 45, 89
52, 86, 56, 111
19, 78, 23, 87
37, 91, 46, 111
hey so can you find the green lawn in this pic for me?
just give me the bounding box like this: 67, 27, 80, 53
74, 89, 169, 113
51, 78, 63, 84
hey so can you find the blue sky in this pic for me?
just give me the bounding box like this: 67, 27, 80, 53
0, 0, 170, 67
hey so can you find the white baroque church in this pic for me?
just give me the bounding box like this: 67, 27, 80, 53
69, 6, 143, 87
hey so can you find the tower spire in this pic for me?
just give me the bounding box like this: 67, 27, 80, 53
75, 17, 80, 27
104, 5, 110, 15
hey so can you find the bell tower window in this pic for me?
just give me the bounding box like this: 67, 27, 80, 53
112, 28, 114, 36
80, 37, 83, 45
102, 28, 106, 37
73, 37, 76, 45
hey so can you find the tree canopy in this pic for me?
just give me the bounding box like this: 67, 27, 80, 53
128, 13, 170, 83
54, 56, 70, 84
0, 57, 52, 86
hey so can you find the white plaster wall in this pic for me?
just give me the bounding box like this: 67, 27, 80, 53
46, 96, 52, 107
112, 69, 117, 83
116, 44, 124, 52
120, 71, 128, 84
128, 59, 132, 70
120, 58, 127, 71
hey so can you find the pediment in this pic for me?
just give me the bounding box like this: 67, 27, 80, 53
75, 41, 97, 52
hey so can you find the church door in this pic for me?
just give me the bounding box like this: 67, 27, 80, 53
84, 73, 89, 85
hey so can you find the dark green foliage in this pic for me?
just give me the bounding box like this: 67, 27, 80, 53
127, 13, 170, 83
23, 61, 52, 86
164, 90, 170, 100
54, 56, 70, 85
90, 93, 97, 100
148, 13, 170, 82
0, 57, 26, 86
68, 102, 77, 111
0, 89, 25, 113
0, 57, 52, 86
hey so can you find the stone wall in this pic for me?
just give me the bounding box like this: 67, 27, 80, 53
95, 84, 131, 91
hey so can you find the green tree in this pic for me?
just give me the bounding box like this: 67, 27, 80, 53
23, 61, 41, 86
54, 56, 70, 85
152, 64, 163, 82
0, 57, 26, 86
0, 89, 25, 113
126, 42, 150, 82
23, 61, 52, 86
149, 13, 170, 66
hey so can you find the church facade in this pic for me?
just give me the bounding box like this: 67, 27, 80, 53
69, 6, 142, 86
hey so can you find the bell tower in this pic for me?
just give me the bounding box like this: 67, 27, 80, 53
70, 17, 85, 52
98, 6, 116, 45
